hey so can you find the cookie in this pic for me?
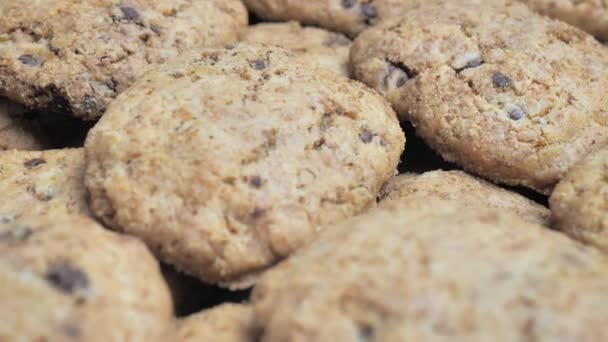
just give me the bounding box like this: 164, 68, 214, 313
0, 0, 247, 120
0, 98, 48, 151
0, 148, 90, 223
85, 43, 405, 286
0, 215, 173, 341
520, 0, 608, 41
242, 0, 422, 37
177, 304, 255, 342
242, 22, 352, 77
351, 0, 608, 194
380, 170, 550, 225
550, 147, 608, 252
253, 199, 608, 341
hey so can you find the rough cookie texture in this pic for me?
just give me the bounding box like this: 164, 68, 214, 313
253, 199, 608, 341
0, 0, 247, 119
0, 215, 173, 342
0, 98, 47, 151
177, 304, 255, 342
520, 0, 608, 41
85, 44, 404, 285
380, 170, 550, 225
0, 148, 90, 223
242, 0, 422, 37
242, 22, 352, 77
550, 147, 608, 252
351, 0, 608, 193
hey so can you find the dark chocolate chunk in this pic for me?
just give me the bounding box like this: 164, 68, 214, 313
507, 106, 527, 121
342, 0, 357, 9
24, 158, 46, 169
250, 176, 263, 188
361, 3, 377, 24
150, 24, 161, 35
45, 262, 89, 294
492, 72, 512, 88
120, 6, 140, 21
250, 59, 267, 70
360, 129, 373, 143
18, 55, 42, 67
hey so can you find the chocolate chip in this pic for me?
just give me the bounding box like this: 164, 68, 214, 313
250, 60, 267, 70
120, 6, 140, 21
18, 55, 42, 67
24, 158, 46, 169
361, 4, 377, 24
62, 323, 80, 338
250, 176, 263, 188
357, 324, 374, 341
251, 208, 265, 220
342, 0, 357, 8
150, 24, 161, 35
360, 129, 373, 143
492, 72, 512, 88
224, 44, 236, 50
507, 106, 527, 121
45, 262, 89, 294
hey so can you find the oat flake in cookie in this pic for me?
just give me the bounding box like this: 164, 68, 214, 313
519, 0, 608, 41
0, 215, 173, 342
253, 199, 608, 341
0, 0, 247, 120
351, 0, 608, 193
242, 21, 352, 77
242, 0, 424, 37
84, 44, 404, 287
550, 147, 608, 252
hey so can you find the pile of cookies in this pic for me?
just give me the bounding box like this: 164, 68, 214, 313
2, 0, 608, 340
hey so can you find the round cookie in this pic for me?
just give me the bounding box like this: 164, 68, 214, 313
351, 0, 608, 194
0, 148, 90, 223
550, 147, 608, 252
242, 22, 352, 77
253, 199, 608, 341
380, 170, 550, 225
242, 0, 423, 37
176, 304, 255, 342
0, 98, 48, 151
0, 215, 173, 341
84, 44, 405, 286
0, 0, 247, 119
520, 0, 608, 41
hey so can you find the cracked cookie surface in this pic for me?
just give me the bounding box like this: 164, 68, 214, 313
242, 21, 352, 77
0, 0, 247, 119
550, 147, 608, 252
253, 199, 608, 341
242, 0, 423, 37
84, 44, 405, 286
380, 170, 550, 225
520, 0, 608, 41
0, 215, 173, 342
351, 0, 608, 193
0, 148, 90, 223
176, 304, 255, 342
0, 98, 48, 151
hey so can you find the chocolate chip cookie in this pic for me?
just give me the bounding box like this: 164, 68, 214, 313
85, 44, 405, 286
0, 148, 90, 224
380, 170, 550, 225
0, 98, 47, 151
520, 0, 608, 41
0, 215, 173, 341
177, 304, 255, 342
351, 0, 608, 193
242, 22, 352, 77
550, 147, 608, 252
242, 0, 423, 37
253, 199, 608, 341
0, 0, 247, 119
